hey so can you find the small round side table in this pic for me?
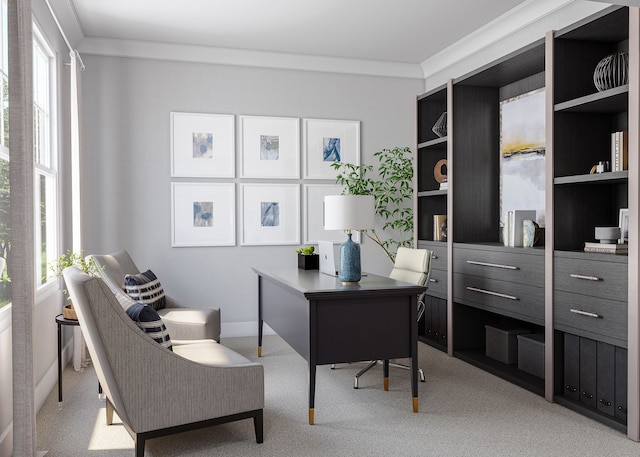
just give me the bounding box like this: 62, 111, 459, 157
55, 313, 80, 402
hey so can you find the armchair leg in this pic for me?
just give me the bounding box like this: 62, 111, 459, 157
134, 434, 145, 457
106, 399, 114, 425
253, 409, 264, 443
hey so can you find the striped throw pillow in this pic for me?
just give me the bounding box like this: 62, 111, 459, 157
126, 303, 173, 351
124, 269, 166, 311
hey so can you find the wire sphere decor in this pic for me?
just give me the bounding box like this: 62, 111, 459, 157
593, 51, 629, 92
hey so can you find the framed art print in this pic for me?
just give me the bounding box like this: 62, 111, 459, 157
303, 118, 360, 179
170, 112, 235, 178
241, 184, 300, 245
171, 183, 236, 246
240, 116, 300, 179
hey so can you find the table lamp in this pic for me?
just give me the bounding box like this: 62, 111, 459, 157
323, 194, 375, 284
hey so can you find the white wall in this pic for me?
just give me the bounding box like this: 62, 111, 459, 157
79, 56, 423, 337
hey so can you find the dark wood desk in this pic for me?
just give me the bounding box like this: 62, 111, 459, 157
253, 266, 425, 424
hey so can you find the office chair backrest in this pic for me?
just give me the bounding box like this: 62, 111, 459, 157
389, 247, 431, 287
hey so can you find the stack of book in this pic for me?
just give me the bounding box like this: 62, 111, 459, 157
439, 178, 448, 190
611, 131, 628, 172
584, 241, 628, 254
503, 210, 536, 247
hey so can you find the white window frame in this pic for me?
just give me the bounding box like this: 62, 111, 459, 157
33, 22, 58, 300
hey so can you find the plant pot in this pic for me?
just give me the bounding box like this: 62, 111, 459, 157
298, 254, 319, 270
63, 303, 78, 320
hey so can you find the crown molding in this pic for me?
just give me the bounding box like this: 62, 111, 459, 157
420, 0, 611, 89
76, 37, 425, 79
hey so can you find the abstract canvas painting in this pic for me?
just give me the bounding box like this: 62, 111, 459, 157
500, 88, 545, 227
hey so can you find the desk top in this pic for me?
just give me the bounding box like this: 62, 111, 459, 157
252, 266, 425, 300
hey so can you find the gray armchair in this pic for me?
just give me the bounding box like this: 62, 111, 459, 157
63, 266, 264, 457
90, 250, 221, 341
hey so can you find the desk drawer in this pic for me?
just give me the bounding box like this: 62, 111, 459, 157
426, 268, 447, 298
453, 273, 544, 324
554, 290, 627, 346
454, 246, 544, 287
418, 241, 447, 271
554, 255, 627, 302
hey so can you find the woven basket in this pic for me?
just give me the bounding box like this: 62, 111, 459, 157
62, 303, 78, 320
593, 51, 628, 92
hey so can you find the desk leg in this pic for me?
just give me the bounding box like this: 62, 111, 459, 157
258, 319, 263, 358
257, 277, 263, 358
309, 363, 316, 425
383, 359, 390, 391
411, 344, 418, 413
57, 322, 62, 402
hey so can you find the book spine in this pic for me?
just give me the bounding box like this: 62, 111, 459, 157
508, 211, 514, 247
622, 130, 628, 171
614, 131, 621, 171
584, 247, 627, 254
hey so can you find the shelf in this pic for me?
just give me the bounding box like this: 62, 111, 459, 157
454, 350, 545, 396
418, 137, 447, 149
418, 190, 447, 197
554, 171, 628, 185
555, 85, 628, 113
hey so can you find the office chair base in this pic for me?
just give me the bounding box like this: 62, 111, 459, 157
353, 361, 425, 389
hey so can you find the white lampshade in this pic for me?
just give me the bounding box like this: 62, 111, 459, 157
324, 195, 375, 231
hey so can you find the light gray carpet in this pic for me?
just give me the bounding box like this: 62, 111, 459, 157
37, 335, 640, 457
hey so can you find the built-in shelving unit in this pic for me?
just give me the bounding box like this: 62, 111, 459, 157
415, 4, 640, 441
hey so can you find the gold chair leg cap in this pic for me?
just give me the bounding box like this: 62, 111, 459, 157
413, 397, 419, 413
384, 377, 389, 391
258, 346, 262, 358
309, 408, 315, 425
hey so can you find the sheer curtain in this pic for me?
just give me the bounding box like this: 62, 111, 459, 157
8, 0, 38, 455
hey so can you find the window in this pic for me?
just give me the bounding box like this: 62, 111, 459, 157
0, 10, 59, 307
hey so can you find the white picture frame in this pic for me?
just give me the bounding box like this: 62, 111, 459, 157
171, 183, 236, 247
170, 112, 235, 178
241, 184, 300, 245
619, 208, 629, 244
303, 184, 360, 244
303, 118, 360, 179
240, 115, 300, 179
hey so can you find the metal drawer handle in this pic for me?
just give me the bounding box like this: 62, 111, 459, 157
569, 273, 601, 281
429, 278, 438, 283
570, 309, 601, 319
466, 286, 518, 301
466, 260, 519, 270
431, 254, 438, 259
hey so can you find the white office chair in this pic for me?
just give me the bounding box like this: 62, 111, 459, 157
353, 246, 432, 389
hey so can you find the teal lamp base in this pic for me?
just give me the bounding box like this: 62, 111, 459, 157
338, 233, 361, 284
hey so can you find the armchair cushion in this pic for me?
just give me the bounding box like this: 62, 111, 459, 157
126, 303, 173, 351
124, 269, 166, 311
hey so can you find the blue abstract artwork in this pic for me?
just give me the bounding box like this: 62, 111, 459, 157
193, 201, 213, 227
261, 202, 280, 226
323, 137, 341, 162
260, 135, 280, 160
192, 132, 213, 158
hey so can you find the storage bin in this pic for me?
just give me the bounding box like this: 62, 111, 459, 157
517, 333, 545, 378
485, 324, 530, 364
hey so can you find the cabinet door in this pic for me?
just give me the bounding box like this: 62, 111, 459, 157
596, 342, 615, 416
615, 346, 628, 423
564, 333, 580, 401
438, 298, 447, 346
579, 338, 597, 409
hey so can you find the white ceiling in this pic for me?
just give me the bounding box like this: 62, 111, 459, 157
60, 0, 545, 64
50, 0, 634, 79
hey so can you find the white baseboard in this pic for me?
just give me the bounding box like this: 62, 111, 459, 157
220, 321, 275, 339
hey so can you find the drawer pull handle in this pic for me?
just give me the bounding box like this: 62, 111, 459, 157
467, 260, 518, 270
570, 309, 601, 319
466, 286, 518, 301
570, 273, 601, 281
429, 278, 438, 283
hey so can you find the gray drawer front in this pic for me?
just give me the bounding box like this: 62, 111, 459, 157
554, 257, 627, 302
426, 268, 447, 298
454, 248, 544, 287
453, 273, 544, 324
554, 290, 627, 347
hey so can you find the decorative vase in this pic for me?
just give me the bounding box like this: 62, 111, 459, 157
431, 112, 447, 138
338, 233, 361, 284
593, 51, 629, 92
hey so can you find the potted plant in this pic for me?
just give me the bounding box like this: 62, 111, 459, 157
50, 249, 102, 319
331, 146, 414, 264
295, 245, 319, 270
